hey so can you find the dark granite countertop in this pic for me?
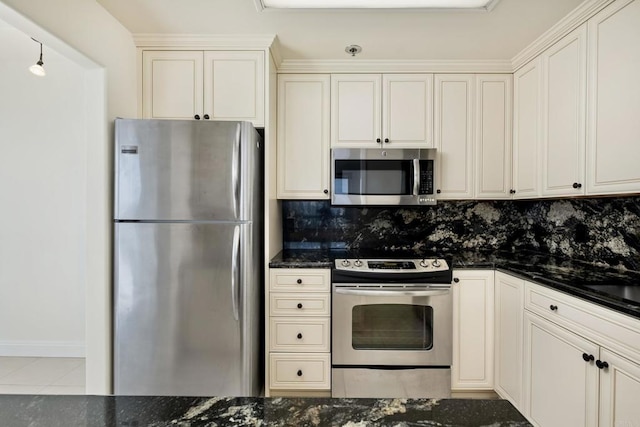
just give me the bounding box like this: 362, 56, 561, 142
0, 395, 531, 427
269, 249, 640, 319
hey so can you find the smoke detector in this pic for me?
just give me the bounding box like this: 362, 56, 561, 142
345, 45, 362, 57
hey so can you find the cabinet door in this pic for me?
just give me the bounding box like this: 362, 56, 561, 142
586, 0, 640, 195
542, 25, 587, 197
513, 58, 542, 199
523, 312, 599, 427
142, 51, 203, 120
277, 75, 330, 199
203, 51, 264, 126
434, 75, 475, 199
494, 272, 524, 408
382, 74, 433, 148
452, 270, 494, 390
331, 74, 382, 147
599, 348, 640, 427
475, 75, 513, 199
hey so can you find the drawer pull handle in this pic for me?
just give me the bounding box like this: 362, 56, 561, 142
297, 333, 303, 339
582, 353, 594, 362
549, 305, 558, 311
296, 279, 302, 284
297, 303, 303, 309
596, 360, 609, 370
297, 370, 303, 377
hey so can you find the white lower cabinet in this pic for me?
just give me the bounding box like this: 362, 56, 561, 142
494, 271, 525, 408
598, 348, 640, 427
267, 268, 331, 395
451, 269, 494, 390
521, 280, 640, 427
524, 312, 599, 427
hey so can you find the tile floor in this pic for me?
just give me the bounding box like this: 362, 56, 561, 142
0, 357, 85, 395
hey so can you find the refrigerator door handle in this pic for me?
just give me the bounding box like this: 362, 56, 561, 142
231, 225, 240, 322
232, 124, 241, 219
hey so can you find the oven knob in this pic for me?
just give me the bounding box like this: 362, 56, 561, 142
419, 259, 429, 268
432, 259, 441, 268
341, 259, 351, 267
354, 259, 363, 267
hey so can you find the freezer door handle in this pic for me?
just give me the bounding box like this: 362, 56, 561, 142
231, 225, 240, 321
232, 124, 241, 219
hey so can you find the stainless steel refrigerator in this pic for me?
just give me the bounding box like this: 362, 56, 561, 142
113, 119, 263, 396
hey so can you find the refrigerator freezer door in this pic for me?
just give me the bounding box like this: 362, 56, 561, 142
114, 222, 260, 396
114, 119, 260, 221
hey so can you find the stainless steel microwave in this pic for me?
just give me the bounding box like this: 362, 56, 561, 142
331, 148, 437, 206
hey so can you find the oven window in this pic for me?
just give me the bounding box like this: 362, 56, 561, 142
334, 160, 411, 195
351, 304, 433, 350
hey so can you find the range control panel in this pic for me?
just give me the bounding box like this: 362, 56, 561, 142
334, 258, 450, 273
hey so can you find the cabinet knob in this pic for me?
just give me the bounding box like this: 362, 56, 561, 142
582, 353, 594, 362
384, 138, 389, 143
596, 360, 609, 370
510, 189, 516, 194
453, 278, 460, 283
376, 138, 381, 144
297, 370, 303, 377
297, 303, 303, 309
436, 189, 441, 194
323, 189, 329, 194
297, 333, 303, 339
549, 304, 558, 311
296, 279, 302, 284
194, 114, 201, 120
203, 114, 210, 120
572, 182, 582, 189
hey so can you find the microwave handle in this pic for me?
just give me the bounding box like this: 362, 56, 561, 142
412, 159, 420, 196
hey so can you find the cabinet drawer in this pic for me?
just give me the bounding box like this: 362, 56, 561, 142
525, 281, 640, 359
270, 293, 330, 317
269, 317, 330, 352
269, 353, 331, 390
269, 269, 330, 292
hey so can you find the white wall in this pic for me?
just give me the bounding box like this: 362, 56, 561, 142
0, 0, 137, 394
0, 36, 87, 357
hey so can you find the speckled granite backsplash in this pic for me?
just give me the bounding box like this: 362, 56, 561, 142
282, 197, 640, 270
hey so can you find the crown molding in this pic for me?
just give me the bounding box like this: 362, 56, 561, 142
276, 59, 513, 74
133, 34, 277, 50
511, 0, 615, 71
253, 0, 501, 12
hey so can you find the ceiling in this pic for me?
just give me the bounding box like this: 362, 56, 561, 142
96, 0, 584, 61
0, 18, 64, 62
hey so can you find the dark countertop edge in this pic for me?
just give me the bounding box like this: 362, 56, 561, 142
268, 250, 640, 320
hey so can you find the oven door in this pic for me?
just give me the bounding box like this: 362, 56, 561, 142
332, 285, 452, 367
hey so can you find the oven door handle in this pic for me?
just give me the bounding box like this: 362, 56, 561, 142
334, 288, 450, 297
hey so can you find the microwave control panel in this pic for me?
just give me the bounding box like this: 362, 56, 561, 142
419, 160, 434, 195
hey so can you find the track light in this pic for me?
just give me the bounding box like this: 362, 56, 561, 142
29, 38, 46, 77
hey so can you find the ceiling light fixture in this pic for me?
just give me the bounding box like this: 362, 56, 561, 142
255, 0, 500, 10
29, 38, 46, 77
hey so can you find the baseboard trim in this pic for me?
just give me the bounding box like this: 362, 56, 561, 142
0, 341, 86, 358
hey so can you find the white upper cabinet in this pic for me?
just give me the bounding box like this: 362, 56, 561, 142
331, 74, 433, 148
513, 58, 542, 199
541, 25, 587, 197
142, 50, 264, 126
586, 0, 640, 195
277, 74, 331, 199
382, 74, 434, 147
203, 51, 264, 125
142, 51, 204, 120
434, 74, 475, 199
475, 75, 513, 199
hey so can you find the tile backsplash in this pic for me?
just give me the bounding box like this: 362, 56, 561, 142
282, 197, 640, 270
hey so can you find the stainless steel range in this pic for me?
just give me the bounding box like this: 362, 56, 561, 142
332, 258, 453, 398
